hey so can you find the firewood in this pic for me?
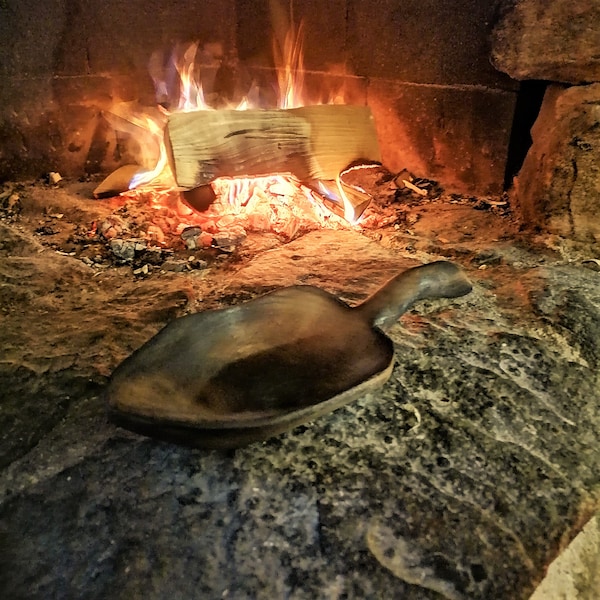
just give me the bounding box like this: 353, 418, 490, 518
303, 177, 372, 222
93, 164, 142, 198
165, 105, 381, 189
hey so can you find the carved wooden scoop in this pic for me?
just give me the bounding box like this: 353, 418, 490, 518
106, 261, 472, 448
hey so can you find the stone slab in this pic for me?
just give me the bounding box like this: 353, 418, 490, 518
0, 0, 235, 78
0, 75, 138, 179
514, 83, 600, 242
492, 0, 600, 84
0, 183, 598, 599
348, 0, 516, 89
367, 79, 517, 195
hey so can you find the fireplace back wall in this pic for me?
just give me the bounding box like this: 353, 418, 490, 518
0, 0, 517, 195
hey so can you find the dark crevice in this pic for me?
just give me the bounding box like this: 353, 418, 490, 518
567, 158, 578, 236
503, 80, 548, 190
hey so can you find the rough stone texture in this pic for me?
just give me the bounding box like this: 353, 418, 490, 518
513, 83, 600, 243
0, 74, 140, 181
0, 0, 517, 197
368, 80, 516, 195
0, 182, 599, 599
0, 0, 235, 79
491, 0, 600, 84
348, 0, 514, 89
0, 0, 236, 180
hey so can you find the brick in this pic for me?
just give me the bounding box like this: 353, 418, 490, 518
368, 79, 517, 195
348, 0, 517, 89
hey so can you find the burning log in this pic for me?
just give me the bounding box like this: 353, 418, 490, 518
93, 164, 144, 199
303, 171, 373, 222
165, 104, 381, 189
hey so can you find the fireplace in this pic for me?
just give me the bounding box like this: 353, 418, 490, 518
0, 0, 520, 196
0, 2, 599, 600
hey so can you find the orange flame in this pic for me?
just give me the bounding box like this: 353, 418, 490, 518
274, 22, 305, 109
176, 43, 211, 112
120, 22, 369, 237
128, 115, 173, 189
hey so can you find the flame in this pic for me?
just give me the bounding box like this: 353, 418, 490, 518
301, 164, 379, 225
176, 43, 211, 112
118, 22, 370, 239
274, 22, 305, 109
128, 115, 173, 189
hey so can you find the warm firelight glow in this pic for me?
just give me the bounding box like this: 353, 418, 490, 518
177, 43, 210, 112
124, 174, 354, 243
211, 174, 351, 235
118, 23, 367, 241
128, 116, 173, 189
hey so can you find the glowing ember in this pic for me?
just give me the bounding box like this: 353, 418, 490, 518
121, 174, 353, 242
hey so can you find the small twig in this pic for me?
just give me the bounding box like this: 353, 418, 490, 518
402, 180, 428, 197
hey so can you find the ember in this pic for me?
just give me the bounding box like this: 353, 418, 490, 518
118, 174, 355, 243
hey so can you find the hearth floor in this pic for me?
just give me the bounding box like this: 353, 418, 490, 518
0, 179, 599, 600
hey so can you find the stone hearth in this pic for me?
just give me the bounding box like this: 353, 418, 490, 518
0, 179, 598, 599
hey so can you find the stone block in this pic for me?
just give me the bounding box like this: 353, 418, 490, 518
0, 74, 139, 180
235, 0, 347, 72
302, 72, 367, 106
235, 0, 271, 64
0, 1, 235, 180
81, 1, 235, 76
348, 0, 516, 89
0, 0, 67, 78
368, 79, 517, 195
514, 83, 600, 242
492, 0, 600, 84
287, 0, 348, 72
0, 1, 236, 79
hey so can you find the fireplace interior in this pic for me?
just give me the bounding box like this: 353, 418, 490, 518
1, 1, 599, 599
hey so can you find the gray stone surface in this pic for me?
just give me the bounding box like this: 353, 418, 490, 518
513, 83, 600, 243
0, 184, 599, 599
492, 0, 600, 84
348, 0, 515, 89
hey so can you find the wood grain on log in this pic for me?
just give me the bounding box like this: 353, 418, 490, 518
165, 105, 381, 189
